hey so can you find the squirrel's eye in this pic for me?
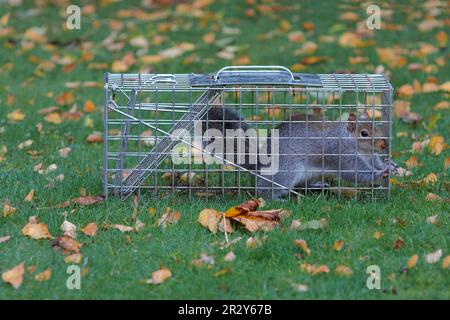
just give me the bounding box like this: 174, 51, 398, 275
360, 129, 369, 137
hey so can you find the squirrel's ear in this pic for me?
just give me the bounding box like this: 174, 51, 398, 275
347, 113, 357, 132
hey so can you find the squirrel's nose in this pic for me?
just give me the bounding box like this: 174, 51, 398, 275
380, 141, 387, 149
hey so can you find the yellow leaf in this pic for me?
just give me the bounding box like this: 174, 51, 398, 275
111, 60, 129, 72
7, 109, 25, 122
333, 240, 344, 251
2, 200, 17, 217
407, 254, 418, 269
64, 253, 82, 264
149, 268, 172, 284
405, 156, 420, 169
398, 84, 414, 97
373, 231, 384, 240
198, 209, 222, 233
439, 81, 450, 92
202, 32, 215, 44
422, 173, 438, 185
335, 265, 353, 276
2, 262, 24, 289
293, 239, 311, 255
34, 268, 52, 282
22, 221, 52, 239
44, 112, 62, 124
80, 222, 97, 237
24, 189, 35, 202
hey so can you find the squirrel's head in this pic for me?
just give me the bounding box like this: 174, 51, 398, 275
347, 112, 388, 154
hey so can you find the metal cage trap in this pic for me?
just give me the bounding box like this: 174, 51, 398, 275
103, 66, 393, 201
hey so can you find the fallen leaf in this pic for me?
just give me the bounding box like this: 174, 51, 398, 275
64, 253, 82, 264
0, 235, 11, 244
86, 132, 103, 144
22, 221, 52, 239
225, 198, 261, 217
407, 254, 418, 269
214, 268, 231, 277
104, 224, 134, 232
2, 262, 24, 289
7, 109, 25, 122
61, 220, 77, 238
147, 268, 172, 285
58, 147, 71, 158
292, 283, 309, 292
425, 192, 442, 202
24, 189, 35, 202
218, 217, 234, 234
293, 239, 311, 255
300, 263, 330, 275
56, 195, 104, 208
246, 236, 260, 248
192, 253, 215, 267
333, 240, 344, 251
373, 231, 384, 240
426, 215, 438, 225
80, 223, 96, 236
52, 236, 82, 253
2, 200, 17, 217
425, 249, 442, 264
158, 207, 181, 228
83, 100, 96, 112
34, 268, 51, 282
290, 219, 302, 230
394, 237, 405, 250
224, 251, 236, 262
55, 92, 74, 106
335, 265, 353, 276
44, 112, 62, 124
198, 208, 221, 233
442, 256, 450, 269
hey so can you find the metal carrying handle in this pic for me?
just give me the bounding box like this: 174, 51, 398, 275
147, 74, 177, 84
214, 65, 295, 82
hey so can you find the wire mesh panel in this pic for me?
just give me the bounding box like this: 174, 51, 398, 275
103, 67, 393, 201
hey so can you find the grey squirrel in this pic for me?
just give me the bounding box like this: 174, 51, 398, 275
201, 106, 396, 199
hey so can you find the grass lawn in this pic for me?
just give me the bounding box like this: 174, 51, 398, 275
0, 0, 449, 299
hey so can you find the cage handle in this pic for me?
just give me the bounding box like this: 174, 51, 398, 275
147, 74, 177, 84
214, 65, 295, 82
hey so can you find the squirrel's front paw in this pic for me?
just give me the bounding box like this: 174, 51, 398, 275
382, 159, 399, 177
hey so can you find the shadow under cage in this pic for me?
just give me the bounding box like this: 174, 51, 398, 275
103, 66, 393, 201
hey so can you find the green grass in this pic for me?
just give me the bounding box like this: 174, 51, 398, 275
0, 0, 449, 299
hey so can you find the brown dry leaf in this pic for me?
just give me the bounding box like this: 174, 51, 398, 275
7, 109, 25, 122
24, 189, 35, 202
394, 237, 405, 250
335, 265, 353, 276
232, 215, 278, 232
333, 240, 344, 251
218, 217, 234, 234
64, 253, 82, 264
57, 195, 104, 208
52, 236, 82, 253
2, 262, 24, 289
425, 192, 442, 202
442, 256, 450, 269
300, 263, 330, 275
434, 101, 449, 110
55, 92, 74, 106
397, 84, 414, 98
440, 81, 450, 92
202, 32, 215, 44
81, 223, 97, 237
44, 112, 62, 124
405, 156, 421, 169
158, 207, 181, 228
86, 132, 103, 144
34, 268, 51, 282
407, 254, 419, 269
105, 224, 134, 233
293, 239, 311, 256
148, 268, 172, 285
301, 56, 326, 65
425, 249, 442, 264
198, 208, 221, 233
3, 200, 17, 217
393, 100, 421, 123
22, 221, 52, 240
444, 157, 450, 170
290, 219, 302, 230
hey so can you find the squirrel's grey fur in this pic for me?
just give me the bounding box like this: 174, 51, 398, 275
201, 106, 392, 199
